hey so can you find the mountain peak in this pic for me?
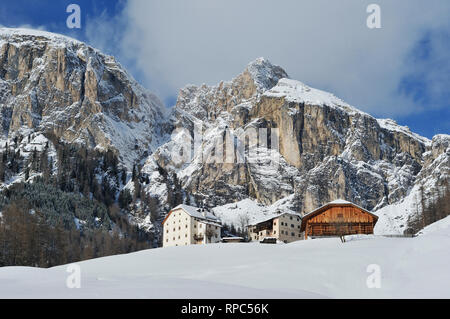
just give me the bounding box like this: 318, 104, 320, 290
0, 27, 167, 168
245, 57, 289, 91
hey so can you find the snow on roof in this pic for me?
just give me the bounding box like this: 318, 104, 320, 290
302, 200, 375, 221
248, 211, 302, 226
173, 204, 220, 222
329, 199, 352, 205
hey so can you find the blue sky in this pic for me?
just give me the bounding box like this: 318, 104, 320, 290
0, 0, 449, 139
0, 0, 123, 39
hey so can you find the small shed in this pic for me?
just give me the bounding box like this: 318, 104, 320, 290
300, 200, 378, 239
260, 237, 277, 244
222, 237, 245, 243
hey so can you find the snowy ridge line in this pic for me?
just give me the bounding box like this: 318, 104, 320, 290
264, 78, 351, 109
0, 27, 83, 46
377, 118, 431, 146
265, 79, 430, 147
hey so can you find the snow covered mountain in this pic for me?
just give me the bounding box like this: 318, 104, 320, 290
144, 58, 449, 235
0, 28, 448, 238
0, 28, 169, 169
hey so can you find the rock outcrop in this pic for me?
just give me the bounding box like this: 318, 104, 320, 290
0, 28, 448, 236
0, 28, 167, 168
145, 58, 448, 234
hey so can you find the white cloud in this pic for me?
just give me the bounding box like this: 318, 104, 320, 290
0, 24, 47, 31
88, 0, 450, 117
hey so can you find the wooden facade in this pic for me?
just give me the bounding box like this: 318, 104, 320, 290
300, 201, 378, 239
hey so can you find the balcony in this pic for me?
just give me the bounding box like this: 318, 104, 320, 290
193, 234, 204, 242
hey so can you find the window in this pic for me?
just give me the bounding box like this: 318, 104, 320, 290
274, 230, 276, 234
185, 234, 187, 238
179, 226, 181, 230
291, 224, 294, 228
185, 225, 188, 228
291, 232, 295, 236
273, 221, 277, 226
166, 239, 168, 242
166, 230, 169, 233
290, 216, 293, 220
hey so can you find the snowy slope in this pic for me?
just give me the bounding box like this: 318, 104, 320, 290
417, 215, 450, 236
213, 196, 297, 229
0, 225, 449, 299
377, 119, 431, 146
264, 78, 354, 112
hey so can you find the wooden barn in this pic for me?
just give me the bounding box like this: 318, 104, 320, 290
300, 200, 378, 239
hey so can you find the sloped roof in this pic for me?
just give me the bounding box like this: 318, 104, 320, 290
176, 204, 219, 221
300, 200, 378, 231
328, 199, 353, 205
248, 212, 302, 227
162, 204, 220, 225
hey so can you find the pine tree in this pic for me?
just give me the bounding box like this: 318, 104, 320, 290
121, 168, 127, 186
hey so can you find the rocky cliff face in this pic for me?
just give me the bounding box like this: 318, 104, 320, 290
145, 58, 448, 234
0, 28, 448, 236
0, 28, 167, 168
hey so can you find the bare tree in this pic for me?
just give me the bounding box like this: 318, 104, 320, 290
335, 215, 347, 243
238, 214, 250, 239
205, 226, 216, 244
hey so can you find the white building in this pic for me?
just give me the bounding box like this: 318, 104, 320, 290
163, 204, 222, 248
248, 212, 303, 243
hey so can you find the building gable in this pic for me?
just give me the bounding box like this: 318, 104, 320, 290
300, 202, 378, 232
